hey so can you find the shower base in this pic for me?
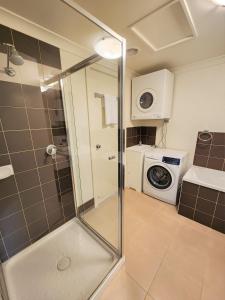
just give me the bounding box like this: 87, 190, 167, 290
2, 218, 118, 300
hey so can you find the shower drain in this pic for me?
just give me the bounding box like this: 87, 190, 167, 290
57, 256, 71, 271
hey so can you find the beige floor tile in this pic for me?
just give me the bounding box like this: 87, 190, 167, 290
100, 266, 146, 300
145, 294, 154, 300
91, 189, 225, 299
149, 263, 202, 300
125, 244, 165, 291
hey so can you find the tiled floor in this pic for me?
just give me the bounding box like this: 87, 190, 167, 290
100, 188, 225, 300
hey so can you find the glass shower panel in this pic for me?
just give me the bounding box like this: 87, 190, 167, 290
80, 62, 120, 250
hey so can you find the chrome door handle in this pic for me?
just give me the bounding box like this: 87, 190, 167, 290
108, 155, 116, 160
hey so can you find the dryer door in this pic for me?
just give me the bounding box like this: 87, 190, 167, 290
147, 163, 174, 190
136, 89, 156, 112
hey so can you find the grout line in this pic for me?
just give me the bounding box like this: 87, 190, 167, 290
210, 191, 220, 227
0, 118, 32, 244
0, 231, 9, 260
0, 105, 64, 111
3, 126, 65, 132
193, 185, 201, 220
20, 84, 51, 234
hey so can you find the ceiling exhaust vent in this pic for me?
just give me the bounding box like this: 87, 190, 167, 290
130, 0, 197, 51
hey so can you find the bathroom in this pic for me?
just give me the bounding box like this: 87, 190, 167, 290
0, 0, 224, 299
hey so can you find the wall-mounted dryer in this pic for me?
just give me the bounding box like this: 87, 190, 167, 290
131, 69, 174, 120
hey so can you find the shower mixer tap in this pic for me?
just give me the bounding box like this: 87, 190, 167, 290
46, 144, 57, 159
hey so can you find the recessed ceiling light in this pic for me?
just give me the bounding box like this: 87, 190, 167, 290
94, 37, 122, 59
213, 0, 225, 6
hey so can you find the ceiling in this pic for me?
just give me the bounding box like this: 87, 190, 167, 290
74, 0, 225, 73
0, 0, 225, 73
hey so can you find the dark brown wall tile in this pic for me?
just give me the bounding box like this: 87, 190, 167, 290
57, 160, 71, 178
31, 129, 53, 149
126, 127, 132, 138
196, 198, 216, 215
179, 192, 196, 208
198, 186, 219, 202
3, 227, 30, 256
0, 24, 13, 51
15, 169, 39, 191
0, 81, 24, 107
0, 27, 74, 260
0, 238, 8, 262
193, 132, 225, 171
61, 190, 74, 207
182, 181, 199, 196
218, 192, 225, 205
39, 41, 61, 69
0, 154, 10, 167
214, 204, 225, 221
194, 211, 212, 227
193, 155, 208, 168
212, 133, 225, 146
0, 194, 21, 220
28, 217, 48, 241
210, 145, 225, 159
49, 109, 65, 129
207, 157, 224, 171
0, 176, 17, 199
178, 204, 194, 219
42, 180, 60, 199
0, 132, 7, 155
52, 128, 67, 147
0, 107, 29, 131
12, 30, 41, 63
195, 143, 210, 156
126, 126, 156, 148
212, 218, 225, 234
7, 240, 30, 257
63, 202, 75, 218
59, 175, 72, 193
0, 211, 26, 237
35, 148, 54, 167
38, 164, 58, 184
27, 109, 50, 129
23, 85, 47, 109
10, 151, 36, 173
5, 130, 32, 152
20, 186, 42, 209
48, 207, 64, 230
24, 202, 46, 224
44, 195, 62, 215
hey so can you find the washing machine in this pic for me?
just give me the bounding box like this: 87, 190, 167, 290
143, 148, 188, 205
131, 69, 174, 120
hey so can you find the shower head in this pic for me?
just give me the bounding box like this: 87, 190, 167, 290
9, 46, 24, 66
1, 43, 24, 77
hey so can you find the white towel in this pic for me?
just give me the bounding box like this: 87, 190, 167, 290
104, 94, 118, 125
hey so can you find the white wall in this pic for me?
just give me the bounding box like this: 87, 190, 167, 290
125, 55, 225, 167
166, 55, 225, 166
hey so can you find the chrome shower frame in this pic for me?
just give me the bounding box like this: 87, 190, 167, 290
61, 0, 126, 260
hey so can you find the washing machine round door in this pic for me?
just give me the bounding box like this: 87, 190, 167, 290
136, 89, 156, 112
147, 164, 174, 190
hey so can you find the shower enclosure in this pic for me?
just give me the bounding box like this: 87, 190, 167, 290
0, 0, 125, 299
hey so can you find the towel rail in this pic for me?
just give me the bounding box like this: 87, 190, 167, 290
94, 92, 104, 99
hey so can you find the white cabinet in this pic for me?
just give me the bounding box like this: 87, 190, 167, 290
126, 145, 152, 192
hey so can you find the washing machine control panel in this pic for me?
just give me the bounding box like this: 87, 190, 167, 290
162, 156, 180, 165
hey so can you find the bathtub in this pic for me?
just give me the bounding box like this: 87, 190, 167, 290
183, 165, 225, 193
178, 165, 225, 232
